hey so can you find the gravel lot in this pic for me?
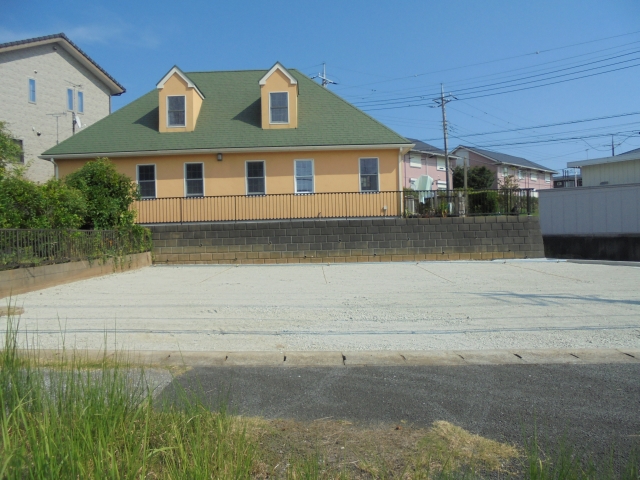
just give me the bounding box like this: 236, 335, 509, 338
8, 260, 640, 352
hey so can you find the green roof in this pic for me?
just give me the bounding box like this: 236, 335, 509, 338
43, 69, 409, 157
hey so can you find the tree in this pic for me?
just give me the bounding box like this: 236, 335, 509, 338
0, 173, 86, 229
65, 158, 139, 229
0, 121, 23, 176
452, 166, 495, 190
498, 174, 520, 191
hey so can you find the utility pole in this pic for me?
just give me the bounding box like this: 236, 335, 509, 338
432, 84, 456, 191
611, 134, 615, 156
312, 63, 337, 88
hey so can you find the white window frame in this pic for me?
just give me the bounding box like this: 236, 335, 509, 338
409, 154, 421, 168
545, 173, 551, 183
502, 166, 508, 177
530, 171, 538, 182
245, 160, 266, 195
136, 164, 157, 199
269, 91, 289, 124
67, 88, 74, 111
167, 95, 187, 128
28, 78, 36, 104
359, 157, 380, 193
294, 159, 314, 194
77, 91, 84, 114
183, 162, 205, 197
436, 158, 446, 171
517, 169, 523, 180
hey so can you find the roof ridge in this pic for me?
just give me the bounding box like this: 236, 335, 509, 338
186, 69, 269, 74
0, 32, 125, 94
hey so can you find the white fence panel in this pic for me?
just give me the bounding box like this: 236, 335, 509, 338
538, 184, 640, 235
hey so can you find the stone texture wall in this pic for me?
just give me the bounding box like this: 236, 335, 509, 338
149, 216, 544, 264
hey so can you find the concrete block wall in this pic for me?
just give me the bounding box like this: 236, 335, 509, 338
149, 216, 544, 264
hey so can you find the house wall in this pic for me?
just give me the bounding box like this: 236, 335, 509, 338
0, 43, 112, 182
55, 148, 400, 196
402, 152, 451, 190
580, 159, 640, 187
459, 150, 553, 190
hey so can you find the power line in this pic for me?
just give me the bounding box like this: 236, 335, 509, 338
354, 50, 640, 107
335, 29, 640, 92
467, 130, 640, 148
419, 111, 640, 141
342, 40, 640, 102
361, 61, 640, 111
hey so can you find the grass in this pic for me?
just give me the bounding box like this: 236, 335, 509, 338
0, 308, 638, 478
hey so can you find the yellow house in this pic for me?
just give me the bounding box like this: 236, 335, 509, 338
42, 62, 413, 222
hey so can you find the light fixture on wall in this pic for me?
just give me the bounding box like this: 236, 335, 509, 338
217, 153, 223, 161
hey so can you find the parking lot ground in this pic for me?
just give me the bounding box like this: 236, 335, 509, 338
159, 363, 640, 462
8, 259, 640, 353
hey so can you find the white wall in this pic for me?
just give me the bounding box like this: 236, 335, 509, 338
0, 44, 112, 182
539, 184, 640, 235
581, 159, 640, 187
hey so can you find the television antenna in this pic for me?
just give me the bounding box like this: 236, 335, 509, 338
311, 63, 337, 88
46, 111, 67, 144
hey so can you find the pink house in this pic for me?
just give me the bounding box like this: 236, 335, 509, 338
451, 146, 556, 190
402, 139, 456, 190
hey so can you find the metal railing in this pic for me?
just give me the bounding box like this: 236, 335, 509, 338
0, 229, 151, 271
404, 189, 537, 217
133, 191, 402, 224
132, 189, 536, 225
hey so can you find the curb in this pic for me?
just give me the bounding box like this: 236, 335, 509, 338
23, 348, 640, 367
567, 260, 640, 268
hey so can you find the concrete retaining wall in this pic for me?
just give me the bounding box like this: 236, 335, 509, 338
149, 216, 544, 264
0, 252, 151, 298
543, 234, 640, 262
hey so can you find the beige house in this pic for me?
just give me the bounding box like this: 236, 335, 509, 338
0, 33, 125, 182
567, 148, 640, 187
42, 63, 413, 223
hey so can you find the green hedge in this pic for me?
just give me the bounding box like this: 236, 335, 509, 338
0, 158, 151, 268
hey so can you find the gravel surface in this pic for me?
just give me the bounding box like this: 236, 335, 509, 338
7, 260, 640, 352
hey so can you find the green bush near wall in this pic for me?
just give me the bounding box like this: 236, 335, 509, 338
0, 158, 151, 262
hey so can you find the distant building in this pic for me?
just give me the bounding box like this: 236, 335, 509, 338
0, 33, 125, 182
567, 148, 640, 187
402, 139, 456, 190
553, 169, 582, 188
451, 146, 555, 190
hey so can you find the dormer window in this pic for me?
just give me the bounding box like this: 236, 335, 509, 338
167, 95, 186, 127
260, 63, 297, 129
270, 92, 288, 123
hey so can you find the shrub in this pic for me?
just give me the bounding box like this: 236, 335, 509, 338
468, 190, 500, 214
65, 158, 140, 229
0, 121, 22, 176
0, 174, 86, 229
453, 166, 496, 190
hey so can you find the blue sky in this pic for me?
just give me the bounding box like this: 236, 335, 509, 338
2, 0, 639, 172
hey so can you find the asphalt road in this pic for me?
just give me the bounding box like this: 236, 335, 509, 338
159, 364, 640, 460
